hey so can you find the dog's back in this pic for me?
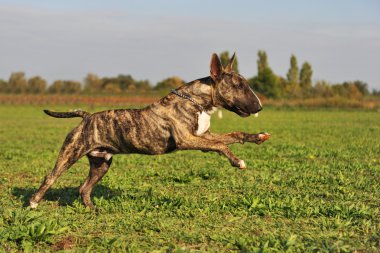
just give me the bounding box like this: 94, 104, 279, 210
76, 108, 175, 155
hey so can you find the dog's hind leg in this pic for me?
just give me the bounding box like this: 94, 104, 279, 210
29, 153, 82, 208
29, 127, 87, 209
79, 155, 112, 208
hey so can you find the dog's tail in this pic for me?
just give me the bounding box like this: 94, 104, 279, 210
44, 109, 90, 119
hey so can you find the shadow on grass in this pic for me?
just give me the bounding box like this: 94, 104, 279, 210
12, 185, 122, 207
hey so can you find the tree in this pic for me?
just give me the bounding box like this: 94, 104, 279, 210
102, 77, 118, 91
346, 83, 363, 99
27, 76, 47, 93
48, 80, 81, 94
48, 80, 64, 93
341, 82, 364, 99
331, 81, 368, 99
287, 55, 299, 85
249, 50, 282, 98
0, 79, 8, 93
352, 80, 369, 96
286, 54, 300, 98
300, 62, 313, 96
104, 82, 121, 93
219, 51, 239, 73
135, 80, 151, 91
257, 50, 268, 73
8, 72, 27, 93
331, 83, 347, 97
154, 76, 185, 90
313, 80, 333, 97
117, 74, 135, 90
62, 81, 82, 94
372, 89, 380, 96
84, 73, 102, 93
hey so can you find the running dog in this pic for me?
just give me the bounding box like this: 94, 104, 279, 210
29, 53, 270, 208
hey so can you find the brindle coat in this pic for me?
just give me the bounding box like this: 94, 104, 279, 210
29, 53, 270, 208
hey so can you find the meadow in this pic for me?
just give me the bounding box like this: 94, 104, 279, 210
0, 104, 379, 252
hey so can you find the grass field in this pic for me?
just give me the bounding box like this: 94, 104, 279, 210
0, 105, 379, 252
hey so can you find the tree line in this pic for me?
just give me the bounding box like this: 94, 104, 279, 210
0, 72, 187, 95
0, 51, 377, 99
248, 51, 373, 99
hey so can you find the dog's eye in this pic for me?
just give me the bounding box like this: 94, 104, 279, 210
237, 83, 244, 89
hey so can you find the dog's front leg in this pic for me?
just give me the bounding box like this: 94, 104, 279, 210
177, 136, 246, 169
203, 131, 270, 145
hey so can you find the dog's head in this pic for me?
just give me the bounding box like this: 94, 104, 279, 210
210, 53, 262, 117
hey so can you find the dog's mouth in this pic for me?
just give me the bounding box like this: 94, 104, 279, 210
223, 102, 254, 118
235, 107, 251, 118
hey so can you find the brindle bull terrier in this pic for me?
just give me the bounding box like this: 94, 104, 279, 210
29, 53, 270, 209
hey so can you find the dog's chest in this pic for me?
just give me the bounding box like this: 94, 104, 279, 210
195, 107, 217, 136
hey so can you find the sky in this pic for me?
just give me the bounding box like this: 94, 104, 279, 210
0, 0, 379, 90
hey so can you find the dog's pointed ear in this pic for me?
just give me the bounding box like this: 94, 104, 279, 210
225, 52, 236, 73
210, 53, 223, 81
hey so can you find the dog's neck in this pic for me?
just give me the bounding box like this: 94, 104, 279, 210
176, 76, 217, 111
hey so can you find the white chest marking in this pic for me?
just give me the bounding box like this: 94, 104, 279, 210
195, 107, 217, 136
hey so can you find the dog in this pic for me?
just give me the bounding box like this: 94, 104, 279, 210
29, 53, 270, 209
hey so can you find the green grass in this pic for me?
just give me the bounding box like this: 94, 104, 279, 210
0, 105, 379, 252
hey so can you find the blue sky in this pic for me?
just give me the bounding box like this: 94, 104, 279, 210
1, 0, 379, 89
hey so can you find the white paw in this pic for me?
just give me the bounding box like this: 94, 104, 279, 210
258, 132, 271, 141
238, 160, 246, 169
258, 133, 265, 139
30, 201, 38, 209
